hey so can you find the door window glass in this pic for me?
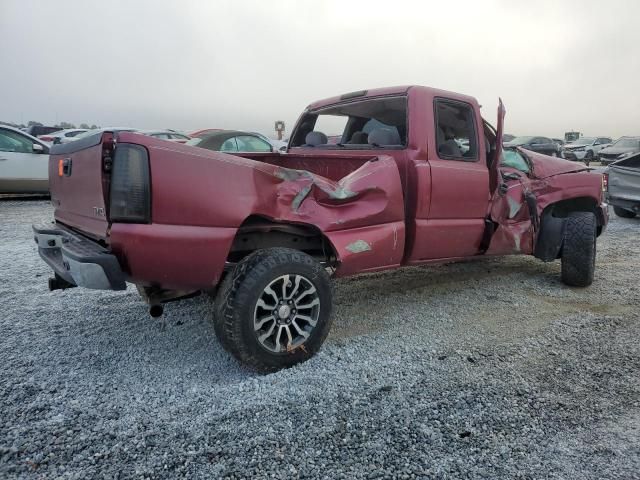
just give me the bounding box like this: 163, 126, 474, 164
220, 138, 238, 152
434, 99, 478, 161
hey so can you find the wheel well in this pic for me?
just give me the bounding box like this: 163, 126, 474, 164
535, 196, 603, 261
226, 216, 337, 265
544, 196, 604, 235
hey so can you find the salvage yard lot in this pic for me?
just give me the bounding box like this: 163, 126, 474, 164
1, 200, 639, 479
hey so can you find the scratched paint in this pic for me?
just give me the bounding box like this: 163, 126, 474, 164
345, 240, 372, 253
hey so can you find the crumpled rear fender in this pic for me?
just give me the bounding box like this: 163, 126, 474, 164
251, 155, 406, 275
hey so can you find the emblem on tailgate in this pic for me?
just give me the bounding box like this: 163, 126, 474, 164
93, 207, 106, 217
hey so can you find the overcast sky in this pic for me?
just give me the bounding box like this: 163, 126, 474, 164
1, 0, 639, 138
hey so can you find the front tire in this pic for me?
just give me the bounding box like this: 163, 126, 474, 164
561, 212, 597, 287
613, 206, 637, 218
213, 248, 333, 372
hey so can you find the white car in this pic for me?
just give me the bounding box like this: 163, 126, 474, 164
38, 128, 88, 145
561, 137, 612, 165
0, 125, 50, 194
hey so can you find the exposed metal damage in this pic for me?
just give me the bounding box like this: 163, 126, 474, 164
345, 240, 372, 253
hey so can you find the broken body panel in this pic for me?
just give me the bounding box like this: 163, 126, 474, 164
45, 86, 607, 292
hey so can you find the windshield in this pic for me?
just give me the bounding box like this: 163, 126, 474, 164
508, 136, 534, 144
612, 138, 640, 148
501, 149, 530, 173
571, 137, 595, 145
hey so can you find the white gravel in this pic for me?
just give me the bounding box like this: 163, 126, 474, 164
1, 199, 639, 479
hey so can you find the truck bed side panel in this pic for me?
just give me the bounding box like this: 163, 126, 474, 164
109, 223, 237, 290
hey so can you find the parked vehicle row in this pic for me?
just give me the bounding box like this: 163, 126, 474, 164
503, 133, 640, 167
1, 124, 290, 193
38, 128, 88, 144
503, 136, 560, 157
599, 137, 640, 165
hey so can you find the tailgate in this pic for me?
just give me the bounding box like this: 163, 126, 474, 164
608, 155, 640, 202
48, 133, 113, 240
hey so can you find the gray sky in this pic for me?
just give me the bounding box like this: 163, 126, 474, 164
1, 0, 639, 138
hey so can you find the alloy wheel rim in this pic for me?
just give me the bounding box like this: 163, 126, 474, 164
253, 274, 320, 353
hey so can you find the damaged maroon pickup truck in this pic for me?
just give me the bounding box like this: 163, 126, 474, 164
34, 86, 608, 371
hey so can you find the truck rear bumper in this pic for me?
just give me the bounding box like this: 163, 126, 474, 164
32, 223, 126, 290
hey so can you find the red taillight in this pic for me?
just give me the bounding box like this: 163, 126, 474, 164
40, 136, 53, 141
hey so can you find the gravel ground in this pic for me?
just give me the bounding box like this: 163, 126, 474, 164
1, 200, 639, 479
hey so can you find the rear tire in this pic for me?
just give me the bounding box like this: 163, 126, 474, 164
213, 248, 333, 372
613, 206, 636, 218
561, 212, 597, 287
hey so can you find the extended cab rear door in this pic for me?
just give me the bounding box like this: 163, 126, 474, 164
48, 133, 112, 240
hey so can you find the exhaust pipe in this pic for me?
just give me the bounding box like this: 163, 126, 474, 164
149, 304, 164, 318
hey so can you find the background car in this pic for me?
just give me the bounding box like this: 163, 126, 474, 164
0, 125, 50, 194
250, 132, 288, 151
606, 151, 640, 218
503, 136, 560, 157
21, 125, 60, 137
561, 136, 612, 165
72, 127, 139, 141
186, 130, 274, 153
188, 128, 222, 137
552, 138, 565, 147
140, 130, 191, 143
38, 128, 88, 144
598, 137, 640, 165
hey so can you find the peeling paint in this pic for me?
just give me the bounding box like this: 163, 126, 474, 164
345, 240, 372, 253
507, 196, 522, 219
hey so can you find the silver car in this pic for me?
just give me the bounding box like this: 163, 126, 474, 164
561, 137, 611, 165
0, 125, 50, 194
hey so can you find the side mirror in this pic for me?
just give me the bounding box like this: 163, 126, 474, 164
33, 143, 48, 154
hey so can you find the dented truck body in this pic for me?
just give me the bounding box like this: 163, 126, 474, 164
33, 85, 608, 370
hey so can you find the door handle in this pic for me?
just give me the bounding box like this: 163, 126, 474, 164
0, 157, 7, 161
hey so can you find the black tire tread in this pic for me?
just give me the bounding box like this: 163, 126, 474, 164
213, 248, 332, 372
561, 212, 597, 287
